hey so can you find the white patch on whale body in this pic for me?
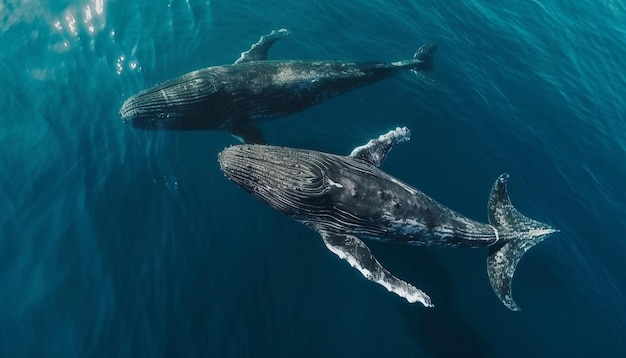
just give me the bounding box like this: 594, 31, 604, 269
380, 212, 499, 248
327, 178, 344, 188
273, 66, 320, 86
387, 176, 418, 196
274, 66, 297, 85
379, 214, 440, 244
488, 225, 500, 246
272, 63, 366, 89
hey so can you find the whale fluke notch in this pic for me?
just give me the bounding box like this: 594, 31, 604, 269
486, 174, 558, 311
320, 231, 434, 307
234, 28, 290, 64
349, 127, 411, 167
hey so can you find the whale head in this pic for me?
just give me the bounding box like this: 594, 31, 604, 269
120, 71, 219, 130
218, 145, 334, 219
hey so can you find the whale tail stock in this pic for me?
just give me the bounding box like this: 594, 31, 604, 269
391, 42, 437, 79
486, 174, 558, 311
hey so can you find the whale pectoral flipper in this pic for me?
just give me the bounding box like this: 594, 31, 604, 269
349, 127, 411, 167
234, 29, 290, 64
486, 174, 558, 311
320, 231, 433, 307
229, 121, 267, 144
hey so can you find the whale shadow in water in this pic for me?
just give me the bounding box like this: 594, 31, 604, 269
369, 241, 495, 357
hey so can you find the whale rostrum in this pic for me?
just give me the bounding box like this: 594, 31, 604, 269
120, 29, 436, 144
218, 127, 558, 310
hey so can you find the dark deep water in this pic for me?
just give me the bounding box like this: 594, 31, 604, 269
1, 0, 625, 356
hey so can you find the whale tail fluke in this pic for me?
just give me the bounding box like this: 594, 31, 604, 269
412, 43, 437, 72
393, 43, 437, 74
486, 174, 558, 311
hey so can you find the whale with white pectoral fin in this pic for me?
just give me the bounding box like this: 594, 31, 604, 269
120, 29, 436, 144
217, 127, 558, 310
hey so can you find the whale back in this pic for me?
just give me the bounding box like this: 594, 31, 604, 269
218, 144, 443, 238
120, 60, 400, 131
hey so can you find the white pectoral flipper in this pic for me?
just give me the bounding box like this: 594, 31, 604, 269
235, 28, 290, 64
349, 127, 411, 167
320, 231, 433, 307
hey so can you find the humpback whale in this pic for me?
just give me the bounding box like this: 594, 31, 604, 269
120, 29, 436, 144
217, 128, 558, 310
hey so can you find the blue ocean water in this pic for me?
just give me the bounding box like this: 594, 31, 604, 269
1, 0, 625, 356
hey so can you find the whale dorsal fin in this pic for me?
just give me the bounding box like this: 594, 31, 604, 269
349, 127, 411, 167
319, 230, 433, 307
234, 29, 290, 64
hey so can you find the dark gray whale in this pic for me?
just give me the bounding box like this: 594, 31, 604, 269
217, 128, 558, 310
120, 29, 436, 144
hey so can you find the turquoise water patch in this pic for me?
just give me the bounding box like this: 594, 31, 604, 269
1, 0, 625, 356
